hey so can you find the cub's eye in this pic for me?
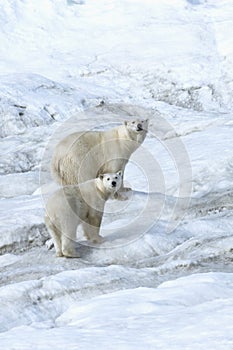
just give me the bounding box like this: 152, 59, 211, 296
107, 178, 110, 181
115, 176, 118, 179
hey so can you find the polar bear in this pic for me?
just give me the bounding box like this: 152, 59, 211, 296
45, 171, 122, 258
51, 119, 149, 196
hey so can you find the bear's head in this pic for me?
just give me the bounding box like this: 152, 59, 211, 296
124, 118, 149, 133
98, 170, 122, 194
124, 118, 149, 142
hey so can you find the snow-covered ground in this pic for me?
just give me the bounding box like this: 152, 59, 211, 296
1, 0, 233, 348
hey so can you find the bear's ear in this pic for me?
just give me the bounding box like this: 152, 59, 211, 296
117, 170, 123, 177
99, 174, 104, 180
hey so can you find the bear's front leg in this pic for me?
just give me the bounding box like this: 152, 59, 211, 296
114, 185, 132, 201
113, 191, 129, 201
114, 171, 132, 200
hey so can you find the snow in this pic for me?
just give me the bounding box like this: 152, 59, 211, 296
0, 273, 233, 349
1, 0, 233, 349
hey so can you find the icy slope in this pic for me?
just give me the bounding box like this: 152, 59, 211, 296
0, 0, 233, 111
1, 0, 233, 349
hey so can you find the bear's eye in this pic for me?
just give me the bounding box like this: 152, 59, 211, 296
115, 176, 118, 179
107, 178, 110, 181
132, 121, 135, 124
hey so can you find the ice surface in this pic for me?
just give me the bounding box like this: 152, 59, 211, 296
1, 0, 233, 348
0, 273, 233, 349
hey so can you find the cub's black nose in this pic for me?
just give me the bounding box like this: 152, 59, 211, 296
112, 181, 117, 187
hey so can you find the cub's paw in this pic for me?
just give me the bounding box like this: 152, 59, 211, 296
56, 251, 64, 258
90, 235, 104, 244
62, 247, 81, 258
46, 238, 54, 250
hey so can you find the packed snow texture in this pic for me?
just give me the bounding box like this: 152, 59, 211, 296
1, 0, 233, 349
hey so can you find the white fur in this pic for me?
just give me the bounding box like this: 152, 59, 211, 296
45, 172, 122, 258
51, 119, 149, 194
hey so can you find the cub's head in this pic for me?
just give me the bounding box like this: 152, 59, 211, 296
99, 170, 122, 194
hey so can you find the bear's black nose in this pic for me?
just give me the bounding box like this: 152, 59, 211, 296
137, 123, 143, 131
112, 181, 116, 187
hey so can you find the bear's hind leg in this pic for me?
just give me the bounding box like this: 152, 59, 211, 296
45, 216, 63, 257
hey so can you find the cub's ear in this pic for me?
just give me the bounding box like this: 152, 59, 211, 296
99, 174, 104, 180
124, 121, 128, 126
117, 170, 123, 177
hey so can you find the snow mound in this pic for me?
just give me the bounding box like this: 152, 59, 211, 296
0, 273, 233, 349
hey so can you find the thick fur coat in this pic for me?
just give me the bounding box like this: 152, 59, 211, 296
51, 119, 149, 191
45, 172, 122, 257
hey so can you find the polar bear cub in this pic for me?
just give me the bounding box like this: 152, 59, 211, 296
45, 171, 122, 258
51, 119, 149, 194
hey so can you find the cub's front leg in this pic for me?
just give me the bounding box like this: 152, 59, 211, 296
61, 217, 81, 258
82, 212, 104, 244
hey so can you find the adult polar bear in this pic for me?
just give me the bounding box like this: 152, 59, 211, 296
51, 118, 149, 195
